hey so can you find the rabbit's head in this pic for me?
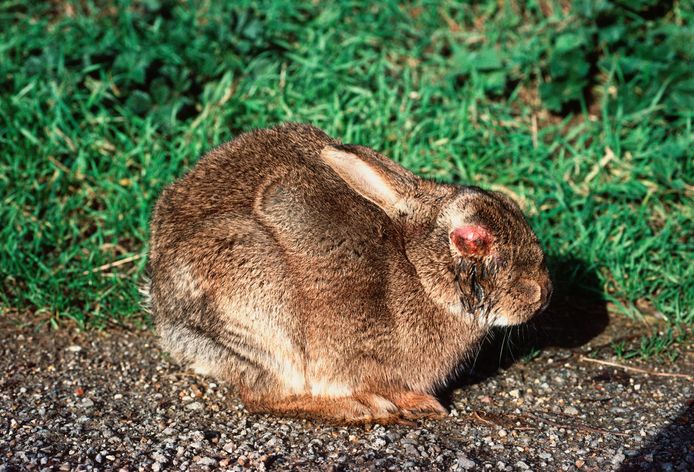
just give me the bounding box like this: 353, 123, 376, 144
322, 144, 552, 327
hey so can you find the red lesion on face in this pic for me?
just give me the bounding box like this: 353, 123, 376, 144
450, 225, 494, 256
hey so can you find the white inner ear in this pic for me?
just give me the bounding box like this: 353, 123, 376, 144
321, 146, 406, 214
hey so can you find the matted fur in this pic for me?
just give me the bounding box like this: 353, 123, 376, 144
146, 123, 551, 423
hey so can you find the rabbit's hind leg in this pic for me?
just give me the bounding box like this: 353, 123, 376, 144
158, 323, 285, 395
386, 391, 447, 420
239, 389, 402, 425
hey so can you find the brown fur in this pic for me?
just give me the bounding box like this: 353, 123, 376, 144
147, 123, 551, 424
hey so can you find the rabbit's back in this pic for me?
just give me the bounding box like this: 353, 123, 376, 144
148, 124, 406, 395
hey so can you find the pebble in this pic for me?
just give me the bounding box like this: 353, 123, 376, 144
456, 454, 476, 469
222, 442, 235, 453
185, 402, 203, 411
612, 451, 626, 465
564, 406, 580, 416
196, 457, 217, 466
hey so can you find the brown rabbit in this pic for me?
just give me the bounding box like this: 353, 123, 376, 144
147, 123, 551, 424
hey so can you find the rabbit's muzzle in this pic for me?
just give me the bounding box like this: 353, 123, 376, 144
453, 257, 551, 326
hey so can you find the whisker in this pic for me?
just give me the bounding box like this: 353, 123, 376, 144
498, 326, 510, 367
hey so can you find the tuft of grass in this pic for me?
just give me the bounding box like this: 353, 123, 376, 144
611, 326, 689, 362
0, 1, 691, 331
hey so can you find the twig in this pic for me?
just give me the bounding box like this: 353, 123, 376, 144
83, 254, 144, 275
470, 411, 497, 427
469, 411, 536, 431
579, 356, 693, 381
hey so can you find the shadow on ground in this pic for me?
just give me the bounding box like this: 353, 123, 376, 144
619, 403, 694, 471
440, 255, 694, 468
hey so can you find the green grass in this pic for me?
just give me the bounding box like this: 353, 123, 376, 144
1, 1, 692, 332
611, 326, 688, 362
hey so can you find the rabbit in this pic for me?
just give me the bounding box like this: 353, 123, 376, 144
146, 123, 552, 424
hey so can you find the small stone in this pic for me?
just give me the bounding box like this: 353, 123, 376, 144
66, 345, 82, 353
575, 459, 585, 468
81, 398, 94, 408
404, 444, 418, 456
196, 457, 217, 466
509, 389, 521, 399
515, 461, 529, 470
372, 437, 387, 449
185, 402, 203, 411
564, 406, 579, 416
457, 454, 476, 469
612, 452, 626, 465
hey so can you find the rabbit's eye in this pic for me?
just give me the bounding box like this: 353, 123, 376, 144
450, 225, 494, 257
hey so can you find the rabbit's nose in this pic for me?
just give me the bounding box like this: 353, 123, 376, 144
519, 279, 542, 305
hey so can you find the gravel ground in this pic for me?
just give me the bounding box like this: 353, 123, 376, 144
1, 312, 692, 471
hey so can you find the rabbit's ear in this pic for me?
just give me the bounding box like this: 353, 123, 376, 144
321, 145, 416, 217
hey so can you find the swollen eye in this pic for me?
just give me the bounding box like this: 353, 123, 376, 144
450, 225, 494, 256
